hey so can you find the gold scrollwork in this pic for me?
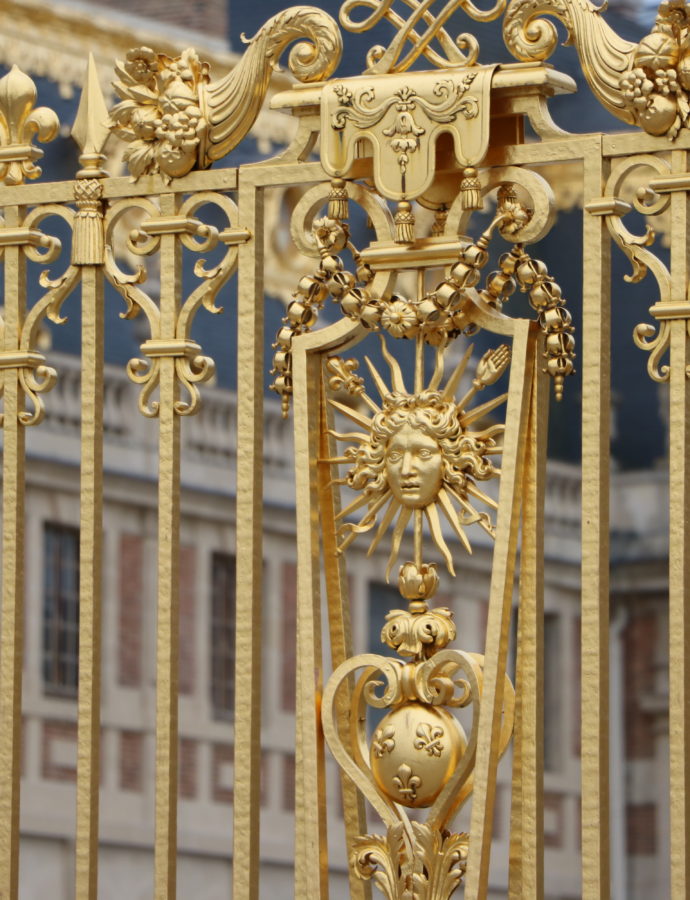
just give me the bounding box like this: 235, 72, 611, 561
0, 205, 76, 425
587, 154, 674, 382
339, 0, 506, 74
104, 193, 242, 416
351, 821, 470, 900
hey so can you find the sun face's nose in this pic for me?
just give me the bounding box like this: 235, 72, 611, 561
401, 448, 416, 476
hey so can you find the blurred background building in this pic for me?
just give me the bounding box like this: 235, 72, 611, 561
0, 0, 671, 897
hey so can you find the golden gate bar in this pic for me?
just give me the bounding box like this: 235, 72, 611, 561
0, 1, 687, 898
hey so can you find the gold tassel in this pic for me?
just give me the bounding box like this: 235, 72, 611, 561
72, 178, 105, 265
328, 178, 349, 220
460, 167, 482, 211
394, 201, 415, 244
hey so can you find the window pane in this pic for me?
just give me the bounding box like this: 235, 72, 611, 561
42, 523, 80, 697
210, 552, 236, 719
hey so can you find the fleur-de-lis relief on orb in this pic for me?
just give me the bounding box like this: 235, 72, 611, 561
0, 66, 59, 185
372, 725, 396, 758
392, 763, 422, 801
414, 722, 445, 757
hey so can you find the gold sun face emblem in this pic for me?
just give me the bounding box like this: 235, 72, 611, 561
328, 338, 511, 578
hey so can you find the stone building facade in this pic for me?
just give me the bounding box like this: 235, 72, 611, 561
0, 0, 672, 898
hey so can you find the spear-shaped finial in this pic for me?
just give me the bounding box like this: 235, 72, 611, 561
71, 53, 110, 179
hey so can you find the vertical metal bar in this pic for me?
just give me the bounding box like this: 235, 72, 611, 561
154, 192, 182, 899
319, 375, 370, 900
292, 341, 329, 900
508, 351, 548, 899
464, 320, 535, 900
75, 265, 104, 899
667, 147, 690, 900
581, 138, 611, 900
0, 205, 26, 900
233, 170, 265, 900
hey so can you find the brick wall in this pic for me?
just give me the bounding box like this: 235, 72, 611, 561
42, 720, 78, 782
180, 738, 197, 799
118, 534, 143, 687
120, 730, 143, 791
281, 562, 296, 712
179, 545, 196, 696
627, 802, 657, 856
624, 611, 657, 760
81, 0, 228, 38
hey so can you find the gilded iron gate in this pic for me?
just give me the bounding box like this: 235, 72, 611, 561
0, 0, 686, 898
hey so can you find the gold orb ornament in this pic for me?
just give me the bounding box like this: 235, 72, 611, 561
370, 703, 466, 808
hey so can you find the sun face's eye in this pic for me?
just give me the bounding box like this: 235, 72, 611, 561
387, 448, 403, 462
418, 448, 435, 459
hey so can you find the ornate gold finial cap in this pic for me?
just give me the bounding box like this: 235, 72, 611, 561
398, 561, 439, 603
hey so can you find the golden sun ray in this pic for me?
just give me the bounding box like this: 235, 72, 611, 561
365, 356, 391, 402
337, 490, 392, 554
368, 497, 402, 557
336, 490, 377, 523
459, 391, 508, 426
466, 481, 498, 511
385, 505, 412, 582
328, 398, 373, 430
380, 335, 407, 394
425, 503, 457, 575
436, 488, 472, 555
327, 429, 370, 443
441, 344, 474, 402
427, 338, 449, 392
446, 484, 495, 537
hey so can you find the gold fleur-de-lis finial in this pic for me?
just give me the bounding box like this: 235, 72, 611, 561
0, 65, 59, 185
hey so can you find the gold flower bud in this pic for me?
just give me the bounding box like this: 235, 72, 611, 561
296, 275, 328, 305
319, 255, 343, 276
435, 281, 464, 311
360, 302, 382, 328
327, 270, 355, 299
274, 326, 293, 349
341, 288, 367, 317
449, 261, 481, 289
399, 562, 439, 601
458, 241, 488, 268
416, 297, 443, 324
